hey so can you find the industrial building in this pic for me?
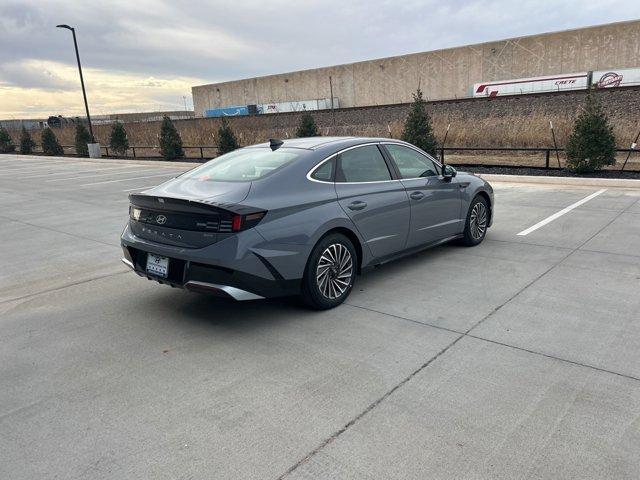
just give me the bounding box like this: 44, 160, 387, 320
192, 19, 640, 117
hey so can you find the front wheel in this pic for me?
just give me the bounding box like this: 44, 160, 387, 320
301, 233, 356, 310
462, 195, 489, 246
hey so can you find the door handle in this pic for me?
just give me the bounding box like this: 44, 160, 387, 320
409, 191, 425, 200
347, 201, 367, 211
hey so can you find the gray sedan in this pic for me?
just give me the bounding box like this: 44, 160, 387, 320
121, 137, 493, 309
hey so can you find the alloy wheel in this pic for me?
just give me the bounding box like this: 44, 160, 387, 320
470, 202, 488, 240
316, 243, 353, 299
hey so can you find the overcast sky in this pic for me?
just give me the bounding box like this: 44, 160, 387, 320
0, 0, 637, 118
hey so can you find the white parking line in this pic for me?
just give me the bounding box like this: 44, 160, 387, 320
0, 167, 67, 176
0, 160, 81, 167
79, 173, 176, 186
0, 161, 93, 174
0, 161, 63, 167
22, 165, 144, 179
45, 168, 160, 182
0, 159, 66, 164
1, 165, 133, 177
517, 189, 607, 236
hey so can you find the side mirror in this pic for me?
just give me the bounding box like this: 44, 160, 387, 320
442, 164, 457, 179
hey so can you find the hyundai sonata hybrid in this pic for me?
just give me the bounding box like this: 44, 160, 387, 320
121, 137, 493, 309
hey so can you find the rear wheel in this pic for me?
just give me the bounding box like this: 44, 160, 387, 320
301, 233, 356, 310
462, 195, 489, 246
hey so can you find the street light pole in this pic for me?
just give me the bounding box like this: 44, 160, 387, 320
56, 24, 94, 141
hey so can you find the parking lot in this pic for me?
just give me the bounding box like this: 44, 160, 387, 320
1, 153, 639, 480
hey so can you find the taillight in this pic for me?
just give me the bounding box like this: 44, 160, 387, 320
231, 215, 243, 231
129, 206, 142, 221
231, 211, 267, 232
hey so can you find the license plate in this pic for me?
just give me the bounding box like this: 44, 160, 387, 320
146, 254, 169, 278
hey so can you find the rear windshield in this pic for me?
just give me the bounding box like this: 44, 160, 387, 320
181, 148, 301, 182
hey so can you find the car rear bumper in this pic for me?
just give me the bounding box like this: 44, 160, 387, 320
121, 257, 266, 300
120, 225, 303, 299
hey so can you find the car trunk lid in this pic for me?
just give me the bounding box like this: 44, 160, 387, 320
128, 179, 256, 248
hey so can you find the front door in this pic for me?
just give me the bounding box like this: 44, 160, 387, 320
334, 144, 410, 258
383, 143, 462, 248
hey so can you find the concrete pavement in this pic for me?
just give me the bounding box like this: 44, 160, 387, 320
1, 154, 639, 479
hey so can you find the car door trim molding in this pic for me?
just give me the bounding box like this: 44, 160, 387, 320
417, 219, 462, 231
367, 234, 398, 244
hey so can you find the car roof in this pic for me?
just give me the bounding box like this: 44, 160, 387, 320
246, 136, 402, 151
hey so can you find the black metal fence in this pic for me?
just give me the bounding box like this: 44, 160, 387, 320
439, 147, 639, 171
55, 144, 219, 159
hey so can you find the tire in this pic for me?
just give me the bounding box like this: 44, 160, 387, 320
301, 233, 357, 310
462, 195, 489, 246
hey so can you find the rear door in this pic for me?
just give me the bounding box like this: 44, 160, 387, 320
382, 143, 462, 248
334, 144, 410, 258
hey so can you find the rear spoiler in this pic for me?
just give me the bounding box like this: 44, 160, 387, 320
129, 193, 264, 216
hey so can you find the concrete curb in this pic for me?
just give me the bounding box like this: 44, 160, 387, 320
477, 173, 640, 189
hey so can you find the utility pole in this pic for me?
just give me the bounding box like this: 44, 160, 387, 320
56, 24, 94, 141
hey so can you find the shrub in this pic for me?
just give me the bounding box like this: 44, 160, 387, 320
19, 126, 36, 154
41, 127, 64, 156
159, 115, 184, 160
566, 89, 616, 173
109, 122, 129, 156
0, 126, 16, 153
217, 117, 240, 155
74, 119, 92, 156
401, 87, 438, 156
296, 113, 319, 137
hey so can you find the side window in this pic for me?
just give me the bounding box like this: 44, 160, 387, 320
311, 158, 335, 182
385, 144, 439, 178
337, 145, 391, 182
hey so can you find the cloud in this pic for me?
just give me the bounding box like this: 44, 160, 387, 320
0, 60, 203, 118
1, 0, 638, 117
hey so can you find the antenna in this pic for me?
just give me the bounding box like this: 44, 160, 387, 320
269, 138, 284, 151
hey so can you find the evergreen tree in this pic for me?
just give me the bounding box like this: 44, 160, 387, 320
159, 115, 184, 160
296, 113, 320, 137
19, 126, 36, 154
74, 119, 92, 156
401, 87, 438, 156
41, 127, 64, 156
217, 117, 240, 155
0, 126, 16, 153
109, 122, 129, 156
566, 89, 616, 173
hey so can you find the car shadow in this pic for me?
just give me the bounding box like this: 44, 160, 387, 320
133, 242, 472, 331
144, 288, 317, 332
356, 242, 459, 285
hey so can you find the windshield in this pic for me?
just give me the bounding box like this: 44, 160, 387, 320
181, 148, 301, 182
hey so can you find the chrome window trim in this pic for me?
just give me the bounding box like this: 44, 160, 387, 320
306, 142, 399, 185
306, 141, 444, 184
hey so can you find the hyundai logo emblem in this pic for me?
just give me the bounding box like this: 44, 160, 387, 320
156, 214, 167, 225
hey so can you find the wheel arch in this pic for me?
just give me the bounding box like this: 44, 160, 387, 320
474, 189, 492, 224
